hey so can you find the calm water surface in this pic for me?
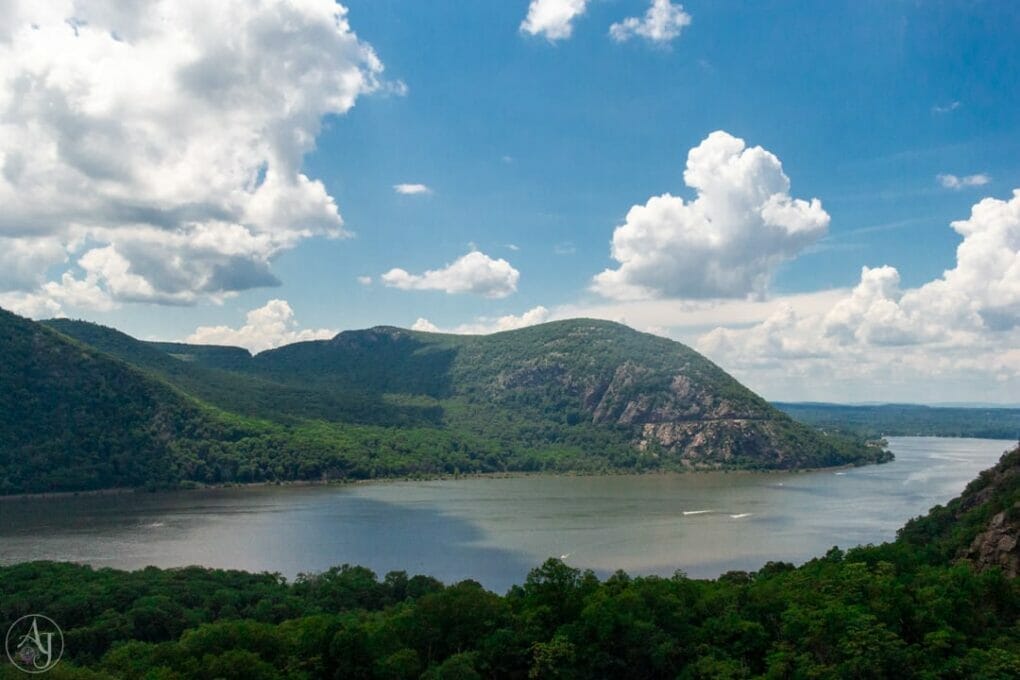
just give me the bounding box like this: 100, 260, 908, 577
0, 437, 1012, 592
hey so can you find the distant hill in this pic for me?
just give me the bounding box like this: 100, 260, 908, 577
1, 310, 889, 494
776, 402, 1020, 439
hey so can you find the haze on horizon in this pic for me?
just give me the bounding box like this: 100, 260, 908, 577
0, 0, 1017, 405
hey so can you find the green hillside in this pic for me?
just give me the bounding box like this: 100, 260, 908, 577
1, 310, 889, 494
44, 319, 432, 427
0, 308, 254, 493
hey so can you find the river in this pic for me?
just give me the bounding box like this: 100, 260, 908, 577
0, 437, 1012, 592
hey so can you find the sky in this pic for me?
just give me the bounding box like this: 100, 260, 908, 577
0, 0, 1018, 404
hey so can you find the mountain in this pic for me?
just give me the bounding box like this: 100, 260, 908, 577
0, 308, 253, 494
1, 310, 889, 494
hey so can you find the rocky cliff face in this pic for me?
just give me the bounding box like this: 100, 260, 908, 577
478, 323, 885, 470
957, 445, 1020, 577
578, 361, 779, 465
493, 359, 780, 466
964, 505, 1020, 577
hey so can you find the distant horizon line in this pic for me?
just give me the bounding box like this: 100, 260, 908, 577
773, 400, 1020, 410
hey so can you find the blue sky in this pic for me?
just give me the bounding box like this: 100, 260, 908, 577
293, 0, 1019, 327
1, 1, 1018, 402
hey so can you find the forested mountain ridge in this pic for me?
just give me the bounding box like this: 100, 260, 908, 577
1, 309, 888, 494
51, 317, 890, 470
2, 446, 1017, 678
775, 401, 1020, 440
0, 308, 256, 493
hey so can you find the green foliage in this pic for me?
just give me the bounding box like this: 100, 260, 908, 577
1, 556, 1017, 679
0, 308, 257, 494
4, 310, 886, 495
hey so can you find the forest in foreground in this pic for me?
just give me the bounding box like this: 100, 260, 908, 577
2, 444, 1017, 679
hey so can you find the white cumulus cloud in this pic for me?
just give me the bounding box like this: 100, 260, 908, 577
593, 130, 829, 301
186, 299, 336, 353
938, 173, 991, 190
411, 318, 441, 332
0, 291, 63, 319
520, 0, 590, 41
0, 0, 386, 316
695, 190, 1020, 402
381, 251, 520, 298
412, 306, 550, 335
610, 0, 691, 44
394, 183, 432, 195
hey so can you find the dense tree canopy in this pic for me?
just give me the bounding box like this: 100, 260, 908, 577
0, 550, 1016, 678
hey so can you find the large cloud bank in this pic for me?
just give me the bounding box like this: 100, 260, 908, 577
0, 0, 386, 316
697, 190, 1020, 400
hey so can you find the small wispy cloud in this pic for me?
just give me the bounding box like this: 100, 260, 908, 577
932, 101, 961, 114
610, 0, 691, 45
394, 183, 432, 195
504, 243, 521, 251
383, 80, 409, 97
843, 217, 933, 238
356, 276, 372, 286
553, 241, 576, 255
937, 173, 990, 190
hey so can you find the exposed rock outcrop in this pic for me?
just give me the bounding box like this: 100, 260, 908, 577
900, 443, 1020, 577
964, 505, 1020, 578
485, 336, 883, 470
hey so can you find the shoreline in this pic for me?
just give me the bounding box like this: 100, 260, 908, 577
22, 437, 1017, 504
0, 459, 874, 502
